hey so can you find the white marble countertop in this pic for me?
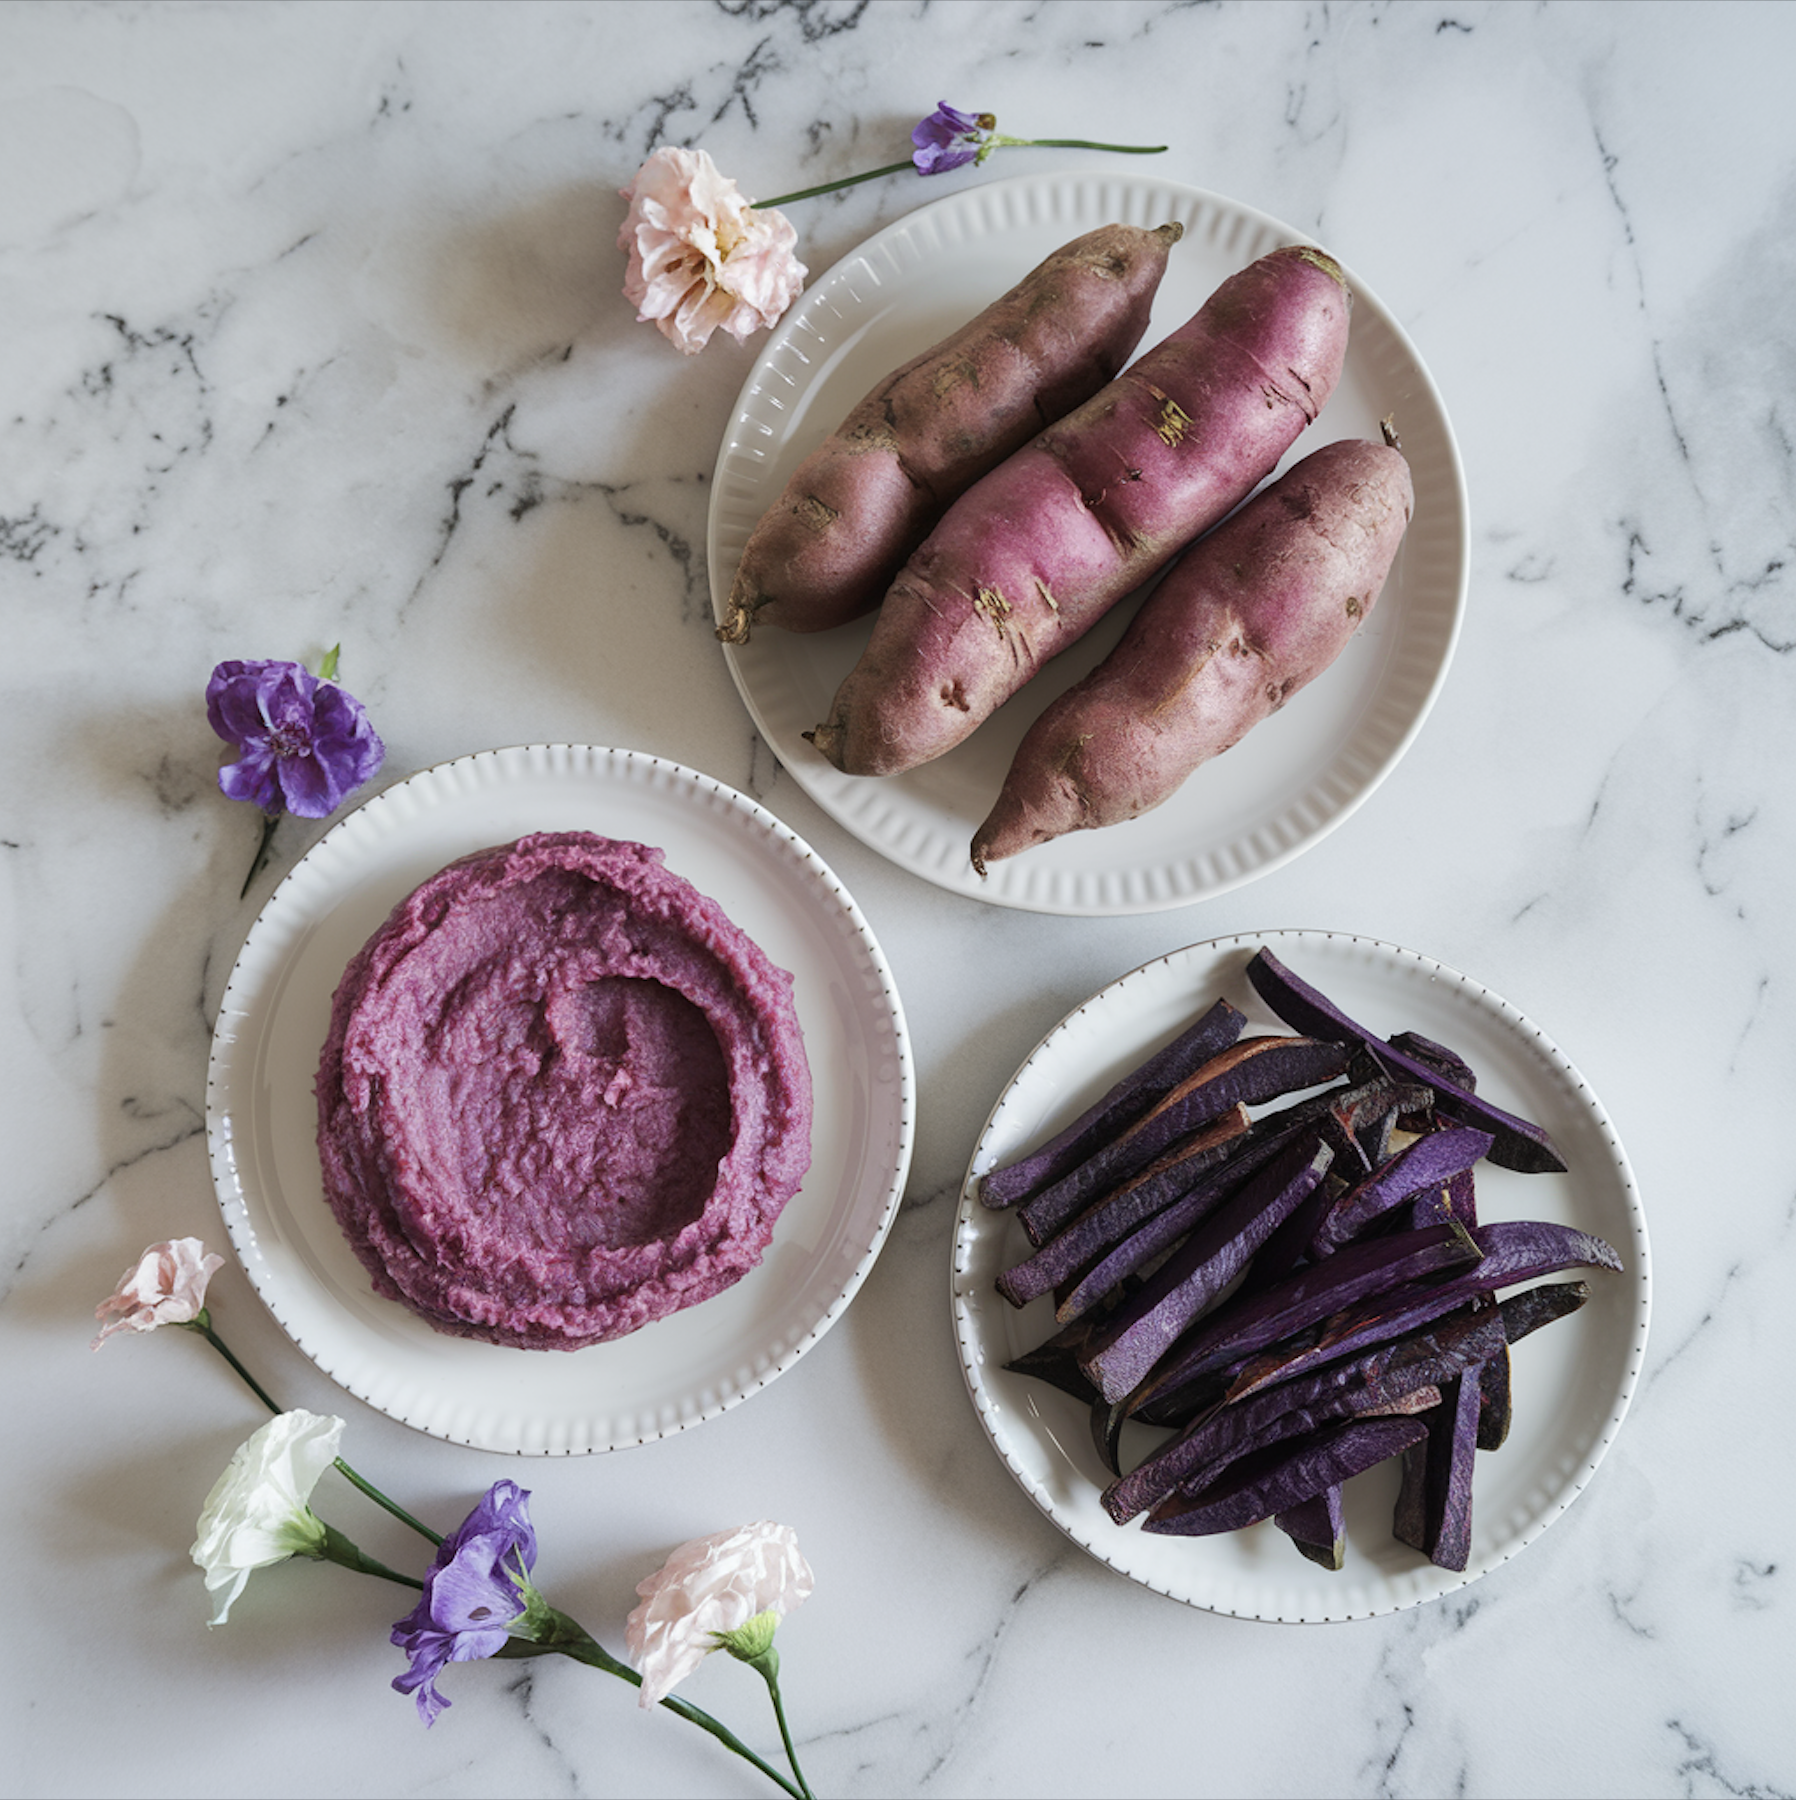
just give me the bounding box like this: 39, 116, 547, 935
7, 3, 1794, 1795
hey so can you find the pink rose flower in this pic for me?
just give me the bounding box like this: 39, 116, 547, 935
618, 147, 807, 356
92, 1237, 225, 1347
625, 1521, 813, 1707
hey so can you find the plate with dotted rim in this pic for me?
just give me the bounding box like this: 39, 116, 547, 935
206, 744, 914, 1454
951, 930, 1648, 1620
707, 173, 1466, 914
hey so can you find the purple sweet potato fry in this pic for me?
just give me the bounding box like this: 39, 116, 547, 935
1389, 1031, 1478, 1093
1016, 1034, 1351, 1246
1244, 948, 1568, 1174
1102, 1301, 1506, 1524
1408, 1161, 1478, 1233
995, 1106, 1250, 1309
1479, 1279, 1593, 1449
1002, 1314, 1105, 1404
1080, 1135, 1335, 1403
1128, 1223, 1487, 1420
1276, 1486, 1345, 1570
1223, 1220, 1622, 1405
1345, 1080, 1435, 1172
1476, 1345, 1512, 1451
1498, 1278, 1593, 1343
1310, 1125, 1494, 1254
1050, 1108, 1330, 1326
1393, 1374, 1483, 1571
978, 998, 1247, 1209
1143, 1414, 1429, 1537
1238, 1081, 1429, 1293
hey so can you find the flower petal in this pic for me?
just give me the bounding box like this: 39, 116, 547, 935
618, 147, 805, 355
189, 1411, 345, 1626
217, 747, 283, 813
625, 1522, 813, 1707
92, 1238, 224, 1346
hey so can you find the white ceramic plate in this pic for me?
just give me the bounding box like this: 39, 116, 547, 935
707, 173, 1467, 915
952, 930, 1649, 1621
206, 745, 914, 1454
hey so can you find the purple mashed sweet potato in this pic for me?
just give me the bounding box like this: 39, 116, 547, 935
315, 832, 813, 1351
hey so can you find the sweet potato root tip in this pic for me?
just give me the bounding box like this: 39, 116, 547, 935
1288, 244, 1347, 289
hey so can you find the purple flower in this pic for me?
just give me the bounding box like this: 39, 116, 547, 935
911, 102, 993, 175
206, 657, 384, 819
391, 1481, 539, 1726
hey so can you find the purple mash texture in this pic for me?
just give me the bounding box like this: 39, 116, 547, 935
316, 833, 813, 1351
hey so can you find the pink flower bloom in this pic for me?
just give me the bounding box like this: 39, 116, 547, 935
625, 1521, 813, 1707
618, 147, 807, 356
92, 1237, 225, 1347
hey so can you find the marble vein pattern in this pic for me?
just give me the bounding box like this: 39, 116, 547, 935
4, 2, 1795, 1797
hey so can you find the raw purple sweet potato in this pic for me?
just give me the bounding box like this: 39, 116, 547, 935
718, 222, 1184, 644
971, 437, 1413, 870
1244, 947, 1569, 1173
979, 997, 1246, 1210
807, 245, 1352, 776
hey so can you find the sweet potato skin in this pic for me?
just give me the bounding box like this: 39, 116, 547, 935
806, 245, 1351, 775
970, 437, 1412, 870
716, 222, 1183, 645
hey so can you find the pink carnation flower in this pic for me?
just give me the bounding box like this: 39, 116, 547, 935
625, 1521, 813, 1706
93, 1237, 225, 1347
618, 147, 806, 356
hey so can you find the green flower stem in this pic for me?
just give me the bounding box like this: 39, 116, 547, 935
497, 1613, 805, 1800
757, 158, 915, 208
183, 1315, 443, 1547
315, 1521, 424, 1591
239, 812, 280, 899
756, 135, 1165, 210
187, 1316, 282, 1412
986, 135, 1167, 154
743, 1648, 814, 1800
328, 1460, 443, 1548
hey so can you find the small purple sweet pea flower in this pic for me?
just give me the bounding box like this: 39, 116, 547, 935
911, 101, 994, 175
392, 1481, 539, 1726
206, 657, 384, 819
